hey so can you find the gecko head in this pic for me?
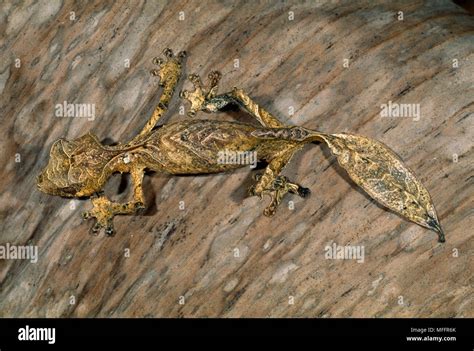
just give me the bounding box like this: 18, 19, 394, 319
37, 134, 108, 198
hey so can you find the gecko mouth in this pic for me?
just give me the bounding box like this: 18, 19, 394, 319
37, 176, 78, 196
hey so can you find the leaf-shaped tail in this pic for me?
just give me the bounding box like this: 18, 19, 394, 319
308, 131, 445, 242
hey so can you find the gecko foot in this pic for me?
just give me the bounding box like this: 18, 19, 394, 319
82, 195, 145, 236
248, 175, 310, 216
180, 70, 223, 116
151, 48, 186, 87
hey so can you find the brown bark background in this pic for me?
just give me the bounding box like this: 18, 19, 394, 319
0, 0, 472, 317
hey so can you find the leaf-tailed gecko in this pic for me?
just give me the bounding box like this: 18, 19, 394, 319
37, 48, 445, 242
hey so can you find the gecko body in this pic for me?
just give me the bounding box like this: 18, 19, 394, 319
37, 49, 445, 242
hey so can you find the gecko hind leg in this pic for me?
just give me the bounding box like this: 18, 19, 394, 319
249, 146, 310, 216
250, 174, 310, 217
136, 48, 186, 139
180, 70, 285, 128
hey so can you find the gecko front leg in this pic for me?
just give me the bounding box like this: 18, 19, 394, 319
135, 48, 186, 140
82, 167, 145, 236
180, 70, 284, 128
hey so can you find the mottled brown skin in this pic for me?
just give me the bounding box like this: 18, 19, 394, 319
37, 48, 445, 242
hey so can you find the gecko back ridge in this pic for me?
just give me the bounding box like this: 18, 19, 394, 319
37, 48, 445, 242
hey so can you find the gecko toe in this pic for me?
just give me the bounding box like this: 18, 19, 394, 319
298, 187, 311, 198
253, 173, 263, 181
152, 57, 164, 66
163, 48, 173, 58
263, 206, 276, 217
90, 222, 101, 236
178, 50, 187, 60
105, 224, 115, 237
188, 73, 202, 86
208, 70, 222, 82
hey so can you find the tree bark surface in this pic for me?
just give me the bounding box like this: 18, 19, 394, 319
0, 0, 472, 317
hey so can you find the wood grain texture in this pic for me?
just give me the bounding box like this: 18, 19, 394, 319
0, 0, 473, 317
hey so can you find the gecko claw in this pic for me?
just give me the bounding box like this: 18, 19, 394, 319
178, 50, 187, 60
105, 224, 115, 236
248, 185, 263, 199
263, 205, 277, 217
248, 185, 256, 197
135, 201, 145, 208
208, 70, 222, 87
163, 48, 173, 58
152, 57, 164, 66
297, 187, 311, 198
188, 73, 202, 85
90, 222, 101, 236
253, 173, 263, 181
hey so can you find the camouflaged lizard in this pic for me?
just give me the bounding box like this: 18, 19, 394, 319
37, 48, 445, 242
